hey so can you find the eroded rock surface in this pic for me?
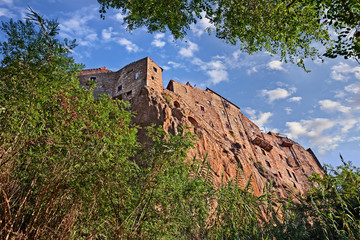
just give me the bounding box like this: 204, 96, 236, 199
79, 57, 324, 197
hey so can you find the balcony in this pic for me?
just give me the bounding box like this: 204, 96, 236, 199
252, 135, 273, 152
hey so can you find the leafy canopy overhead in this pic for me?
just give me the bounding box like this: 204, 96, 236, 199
98, 0, 360, 66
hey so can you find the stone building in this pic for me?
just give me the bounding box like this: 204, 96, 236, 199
78, 57, 323, 197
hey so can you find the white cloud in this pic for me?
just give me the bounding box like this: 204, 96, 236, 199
288, 96, 302, 102
285, 107, 292, 115
244, 108, 273, 130
162, 65, 170, 71
344, 82, 360, 94
191, 57, 228, 85
0, 7, 14, 17
330, 62, 360, 81
151, 39, 166, 48
339, 117, 357, 133
207, 68, 228, 85
319, 99, 351, 113
232, 50, 241, 60
59, 6, 99, 47
167, 61, 183, 69
115, 12, 125, 22
267, 60, 285, 71
179, 41, 198, 57
0, 0, 13, 6
334, 90, 346, 98
191, 12, 214, 36
117, 38, 139, 52
247, 67, 258, 75
261, 87, 295, 103
349, 136, 360, 142
285, 118, 340, 154
102, 27, 115, 40
151, 33, 166, 48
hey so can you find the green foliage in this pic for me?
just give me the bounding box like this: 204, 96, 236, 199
98, 0, 360, 66
319, 0, 360, 62
304, 156, 360, 240
0, 9, 140, 239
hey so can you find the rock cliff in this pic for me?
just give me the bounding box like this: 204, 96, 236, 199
79, 57, 324, 197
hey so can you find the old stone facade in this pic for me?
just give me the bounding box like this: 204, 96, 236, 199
79, 57, 323, 197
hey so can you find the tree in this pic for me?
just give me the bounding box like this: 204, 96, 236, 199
0, 9, 213, 239
0, 9, 140, 238
98, 0, 360, 67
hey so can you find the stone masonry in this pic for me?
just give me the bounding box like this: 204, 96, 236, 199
79, 57, 324, 197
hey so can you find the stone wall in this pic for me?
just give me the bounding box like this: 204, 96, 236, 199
78, 57, 324, 197
78, 57, 163, 101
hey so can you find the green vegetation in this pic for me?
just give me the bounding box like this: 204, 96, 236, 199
1, 10, 359, 239
98, 0, 360, 66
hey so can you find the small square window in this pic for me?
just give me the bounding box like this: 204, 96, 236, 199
86, 77, 96, 86
266, 160, 271, 168
151, 76, 155, 80
200, 106, 205, 111
153, 67, 157, 72
221, 110, 225, 115
207, 100, 211, 105
117, 85, 122, 92
234, 118, 238, 123
126, 91, 132, 97
134, 72, 140, 79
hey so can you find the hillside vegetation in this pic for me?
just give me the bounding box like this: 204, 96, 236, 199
0, 10, 359, 240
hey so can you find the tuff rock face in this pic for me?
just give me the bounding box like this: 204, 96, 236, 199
79, 57, 324, 197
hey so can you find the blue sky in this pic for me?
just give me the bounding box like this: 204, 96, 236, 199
1, 0, 359, 167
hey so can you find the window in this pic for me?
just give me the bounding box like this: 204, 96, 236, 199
266, 160, 271, 168
221, 110, 225, 115
225, 123, 230, 129
250, 124, 254, 129
233, 143, 241, 149
223, 100, 230, 108
174, 101, 180, 108
262, 149, 266, 156
200, 106, 205, 111
239, 132, 244, 138
153, 67, 157, 72
292, 172, 298, 182
126, 91, 132, 97
134, 72, 140, 79
117, 85, 122, 92
209, 121, 214, 127
278, 172, 282, 178
279, 154, 283, 160
151, 76, 155, 80
86, 77, 96, 86
287, 169, 292, 178
234, 118, 238, 123
207, 100, 211, 105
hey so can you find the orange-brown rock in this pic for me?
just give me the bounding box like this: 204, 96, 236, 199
79, 57, 324, 197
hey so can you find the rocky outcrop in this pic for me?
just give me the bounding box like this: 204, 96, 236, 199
79, 57, 323, 198
131, 82, 323, 197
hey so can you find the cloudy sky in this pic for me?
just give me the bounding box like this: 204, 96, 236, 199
1, 0, 359, 167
